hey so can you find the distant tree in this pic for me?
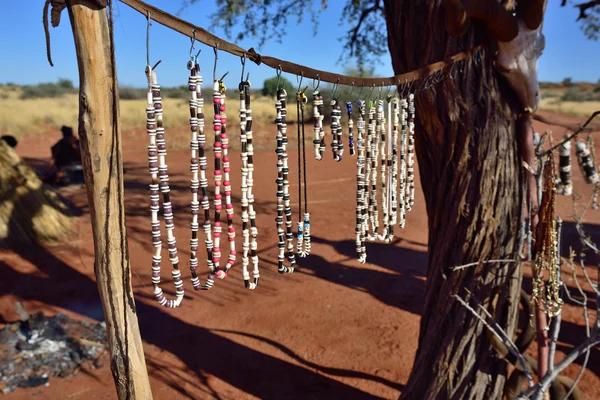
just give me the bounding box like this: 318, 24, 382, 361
262, 76, 293, 97
562, 77, 574, 86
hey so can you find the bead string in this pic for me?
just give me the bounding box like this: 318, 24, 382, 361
556, 139, 572, 196
347, 101, 355, 157
398, 97, 408, 228
212, 76, 237, 280
296, 88, 311, 258
275, 88, 295, 273
378, 99, 388, 242
187, 60, 215, 291
406, 93, 416, 211
386, 96, 397, 242
331, 99, 342, 162
145, 65, 184, 308
355, 99, 368, 263
366, 101, 376, 241
313, 90, 325, 160
239, 77, 259, 289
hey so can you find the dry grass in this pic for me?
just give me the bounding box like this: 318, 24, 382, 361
1, 85, 597, 142
0, 87, 310, 146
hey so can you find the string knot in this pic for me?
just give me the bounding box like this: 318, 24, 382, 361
247, 47, 262, 66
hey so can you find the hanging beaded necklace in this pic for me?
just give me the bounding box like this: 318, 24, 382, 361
347, 99, 356, 157
187, 55, 215, 291
145, 63, 184, 308
385, 94, 397, 242
378, 97, 388, 241
365, 100, 376, 241
406, 93, 416, 211
239, 61, 259, 289
355, 98, 368, 262
275, 86, 295, 273
312, 81, 325, 161
212, 67, 237, 280
296, 82, 311, 258
398, 96, 408, 228
331, 96, 342, 162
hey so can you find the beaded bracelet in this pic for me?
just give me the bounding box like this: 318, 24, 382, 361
355, 99, 368, 262
187, 61, 215, 291
275, 88, 295, 273
145, 65, 184, 308
406, 93, 416, 211
239, 75, 259, 289
347, 101, 356, 157
312, 90, 325, 160
398, 97, 408, 228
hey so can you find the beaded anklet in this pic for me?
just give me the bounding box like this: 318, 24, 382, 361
378, 99, 389, 242
557, 139, 572, 196
145, 65, 184, 308
331, 98, 342, 162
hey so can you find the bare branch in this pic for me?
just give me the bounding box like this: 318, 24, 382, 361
450, 259, 517, 271
575, 0, 600, 21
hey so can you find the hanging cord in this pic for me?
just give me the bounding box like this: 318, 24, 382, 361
296, 78, 310, 258
43, 0, 67, 67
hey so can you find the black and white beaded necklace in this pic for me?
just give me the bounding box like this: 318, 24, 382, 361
145, 62, 184, 308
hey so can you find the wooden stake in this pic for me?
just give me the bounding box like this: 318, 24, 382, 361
66, 1, 152, 398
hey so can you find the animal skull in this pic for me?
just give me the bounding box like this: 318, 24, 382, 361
443, 0, 546, 112
495, 19, 545, 112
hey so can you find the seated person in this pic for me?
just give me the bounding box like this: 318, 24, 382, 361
1, 135, 18, 148
46, 126, 83, 185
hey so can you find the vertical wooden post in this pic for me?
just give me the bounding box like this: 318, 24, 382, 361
66, 1, 153, 398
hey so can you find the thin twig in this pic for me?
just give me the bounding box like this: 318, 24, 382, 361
450, 259, 517, 271
542, 111, 600, 156
548, 218, 563, 374
453, 294, 534, 386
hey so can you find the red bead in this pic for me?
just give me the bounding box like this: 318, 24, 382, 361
223, 156, 229, 163
226, 204, 233, 210
220, 105, 226, 112
214, 222, 221, 227
223, 167, 230, 173
214, 170, 221, 175
222, 144, 228, 150
216, 205, 222, 210
224, 181, 230, 187
214, 98, 220, 104
228, 237, 235, 242
228, 227, 235, 233
215, 153, 222, 158
230, 250, 236, 255
224, 191, 231, 196
215, 194, 222, 200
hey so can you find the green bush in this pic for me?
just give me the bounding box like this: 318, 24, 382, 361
561, 86, 600, 102
119, 86, 146, 100
20, 79, 77, 99
262, 76, 294, 97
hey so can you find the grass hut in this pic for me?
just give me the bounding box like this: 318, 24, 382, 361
0, 139, 74, 248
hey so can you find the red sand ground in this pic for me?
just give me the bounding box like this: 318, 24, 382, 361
1, 111, 598, 399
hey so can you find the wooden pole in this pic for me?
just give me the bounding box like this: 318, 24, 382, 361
66, 1, 153, 398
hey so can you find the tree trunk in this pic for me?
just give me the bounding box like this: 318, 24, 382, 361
67, 1, 153, 398
384, 1, 524, 399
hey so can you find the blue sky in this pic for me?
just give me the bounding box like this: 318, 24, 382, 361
0, 1, 598, 88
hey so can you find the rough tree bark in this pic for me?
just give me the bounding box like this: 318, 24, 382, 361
384, 1, 524, 399
67, 1, 153, 398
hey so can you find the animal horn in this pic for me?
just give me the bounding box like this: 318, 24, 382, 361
517, 0, 546, 30
443, 0, 519, 42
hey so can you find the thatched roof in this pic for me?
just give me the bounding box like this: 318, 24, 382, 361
0, 139, 74, 248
